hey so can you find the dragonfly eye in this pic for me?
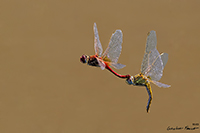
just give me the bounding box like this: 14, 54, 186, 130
126, 76, 133, 85
80, 55, 87, 63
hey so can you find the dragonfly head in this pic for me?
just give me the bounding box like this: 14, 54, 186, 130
80, 54, 89, 64
126, 76, 134, 85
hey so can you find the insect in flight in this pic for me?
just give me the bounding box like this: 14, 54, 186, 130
126, 30, 171, 113
80, 23, 130, 79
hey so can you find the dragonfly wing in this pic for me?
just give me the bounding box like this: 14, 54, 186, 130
96, 58, 106, 70
110, 63, 126, 69
94, 23, 103, 56
102, 30, 123, 63
146, 48, 164, 81
141, 31, 165, 81
141, 31, 157, 74
151, 80, 171, 88
161, 53, 168, 68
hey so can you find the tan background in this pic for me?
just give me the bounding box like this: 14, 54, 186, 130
0, 0, 199, 132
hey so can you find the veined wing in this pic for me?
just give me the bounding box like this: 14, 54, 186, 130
94, 23, 103, 57
143, 48, 164, 81
110, 62, 126, 69
96, 58, 106, 70
143, 51, 169, 81
102, 30, 123, 64
141, 31, 157, 74
150, 80, 171, 88
141, 31, 164, 81
161, 53, 168, 68
147, 53, 170, 88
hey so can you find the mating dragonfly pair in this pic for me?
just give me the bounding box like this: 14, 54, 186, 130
80, 23, 171, 113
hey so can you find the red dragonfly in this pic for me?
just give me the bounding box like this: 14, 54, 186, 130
80, 23, 130, 79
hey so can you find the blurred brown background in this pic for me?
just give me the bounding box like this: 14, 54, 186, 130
0, 0, 199, 133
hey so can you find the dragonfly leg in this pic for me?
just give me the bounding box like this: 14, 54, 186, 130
145, 83, 153, 113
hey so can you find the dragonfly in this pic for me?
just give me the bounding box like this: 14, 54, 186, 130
126, 30, 171, 113
80, 23, 130, 79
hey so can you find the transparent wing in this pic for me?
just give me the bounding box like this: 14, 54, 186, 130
96, 58, 106, 70
110, 63, 126, 69
94, 23, 103, 57
150, 80, 171, 88
161, 53, 168, 68
144, 48, 164, 81
141, 30, 157, 74
141, 31, 165, 81
102, 30, 123, 64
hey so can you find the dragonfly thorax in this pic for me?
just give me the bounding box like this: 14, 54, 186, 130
87, 55, 100, 67
133, 73, 148, 86
125, 74, 148, 86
